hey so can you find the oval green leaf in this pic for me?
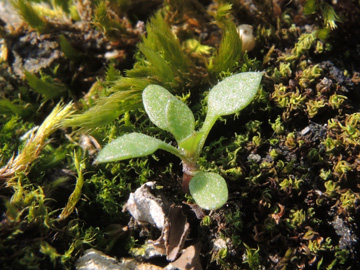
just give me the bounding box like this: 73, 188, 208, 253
207, 72, 263, 118
166, 98, 195, 142
95, 133, 164, 163
189, 172, 228, 210
142, 84, 173, 130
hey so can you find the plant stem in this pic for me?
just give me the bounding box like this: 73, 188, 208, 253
159, 141, 199, 193
196, 113, 218, 158
181, 160, 199, 192
158, 142, 192, 164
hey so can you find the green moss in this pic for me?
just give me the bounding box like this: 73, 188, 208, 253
1, 0, 360, 269
11, 0, 50, 33
25, 70, 68, 100
207, 21, 243, 77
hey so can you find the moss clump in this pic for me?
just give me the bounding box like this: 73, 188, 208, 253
0, 0, 359, 269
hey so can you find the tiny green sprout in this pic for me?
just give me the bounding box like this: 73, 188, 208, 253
96, 72, 263, 210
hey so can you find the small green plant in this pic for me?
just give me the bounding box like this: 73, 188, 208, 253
96, 72, 263, 210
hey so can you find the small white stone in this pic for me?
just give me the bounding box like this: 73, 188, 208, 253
213, 238, 227, 250
237, 24, 256, 52
301, 126, 311, 135
123, 182, 167, 230
75, 249, 122, 270
76, 248, 164, 270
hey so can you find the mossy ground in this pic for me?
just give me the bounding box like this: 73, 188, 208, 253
0, 0, 359, 269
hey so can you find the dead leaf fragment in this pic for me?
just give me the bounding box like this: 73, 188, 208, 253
169, 242, 203, 270
166, 205, 191, 261
269, 203, 285, 225
149, 205, 191, 262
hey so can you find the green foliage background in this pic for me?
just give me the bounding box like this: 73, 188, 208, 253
0, 0, 359, 269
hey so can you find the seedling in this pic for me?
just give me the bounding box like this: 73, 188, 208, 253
96, 72, 263, 210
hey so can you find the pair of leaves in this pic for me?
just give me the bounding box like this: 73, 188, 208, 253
95, 133, 228, 210
143, 85, 195, 143
96, 72, 263, 210
142, 72, 264, 154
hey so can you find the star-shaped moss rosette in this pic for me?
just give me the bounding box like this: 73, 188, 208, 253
96, 72, 263, 210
